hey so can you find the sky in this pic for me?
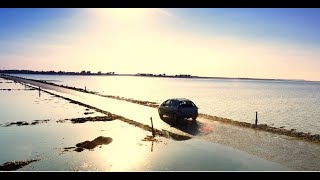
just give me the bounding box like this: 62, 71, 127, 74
1, 8, 320, 81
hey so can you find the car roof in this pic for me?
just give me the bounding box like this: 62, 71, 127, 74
169, 98, 192, 101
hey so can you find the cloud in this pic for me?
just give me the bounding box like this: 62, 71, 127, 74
153, 8, 174, 18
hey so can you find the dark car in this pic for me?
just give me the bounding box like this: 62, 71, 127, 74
158, 98, 198, 121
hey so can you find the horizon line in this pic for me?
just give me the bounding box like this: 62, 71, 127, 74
1, 69, 318, 83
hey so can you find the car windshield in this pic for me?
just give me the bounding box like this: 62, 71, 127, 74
179, 100, 196, 107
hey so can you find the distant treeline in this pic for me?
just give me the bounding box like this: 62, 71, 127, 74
0, 70, 116, 75
0, 69, 308, 82
0, 70, 193, 78
137, 73, 192, 77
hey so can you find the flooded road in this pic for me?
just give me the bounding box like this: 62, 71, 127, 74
0, 76, 291, 171
2, 75, 320, 170
2, 75, 193, 136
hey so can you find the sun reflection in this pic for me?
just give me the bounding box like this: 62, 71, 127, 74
99, 124, 151, 171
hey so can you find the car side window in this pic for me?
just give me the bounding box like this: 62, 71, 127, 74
161, 100, 167, 106
164, 100, 171, 107
171, 100, 178, 107
169, 100, 175, 107
179, 100, 196, 107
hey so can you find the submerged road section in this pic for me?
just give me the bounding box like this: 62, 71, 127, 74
2, 75, 191, 136
0, 76, 292, 171
2, 74, 320, 170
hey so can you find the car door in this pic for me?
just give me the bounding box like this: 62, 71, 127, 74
161, 100, 171, 116
168, 100, 177, 117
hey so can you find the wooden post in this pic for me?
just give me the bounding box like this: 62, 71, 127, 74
85, 86, 86, 91
255, 111, 258, 126
151, 141, 154, 152
150, 117, 155, 137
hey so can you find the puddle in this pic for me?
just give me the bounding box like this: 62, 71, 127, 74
160, 116, 214, 136
0, 82, 105, 124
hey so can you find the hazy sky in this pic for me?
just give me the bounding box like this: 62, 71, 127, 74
1, 8, 320, 81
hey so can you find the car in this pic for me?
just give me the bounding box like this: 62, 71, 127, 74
158, 98, 198, 121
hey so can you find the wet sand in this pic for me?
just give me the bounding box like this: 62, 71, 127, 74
0, 75, 319, 170
0, 159, 40, 171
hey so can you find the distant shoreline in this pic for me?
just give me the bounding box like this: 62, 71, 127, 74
0, 70, 318, 83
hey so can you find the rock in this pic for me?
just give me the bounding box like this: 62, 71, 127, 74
74, 136, 113, 151
74, 147, 84, 152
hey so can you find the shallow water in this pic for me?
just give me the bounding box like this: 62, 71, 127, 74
0, 120, 290, 171
199, 119, 320, 171
12, 74, 320, 135
0, 77, 293, 171
0, 78, 104, 124
1, 76, 319, 170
